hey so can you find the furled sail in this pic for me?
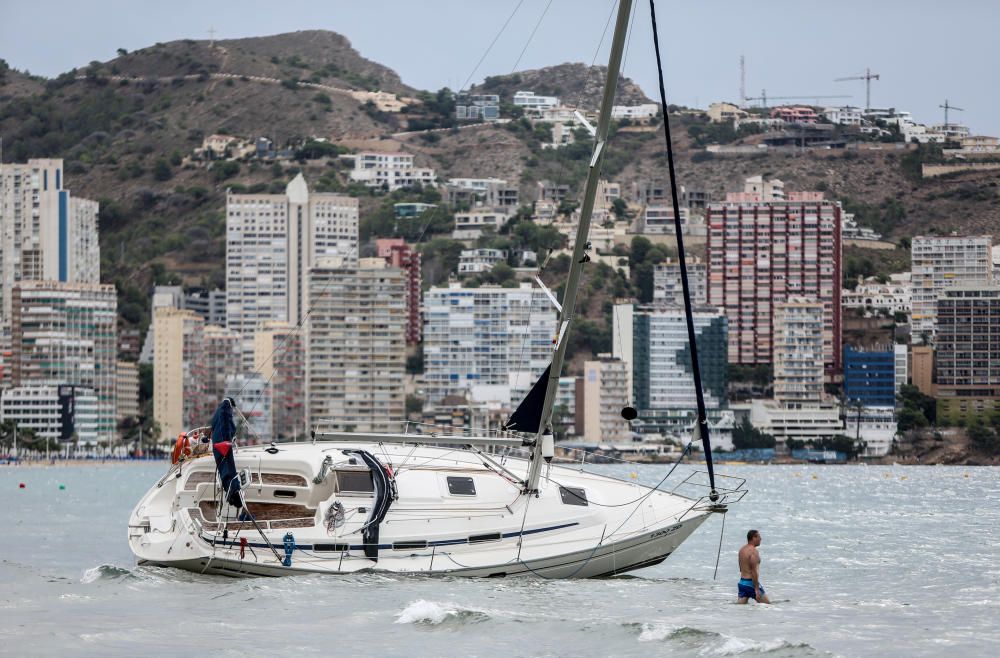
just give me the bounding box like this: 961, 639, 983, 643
504, 364, 552, 435
343, 449, 395, 561
211, 397, 236, 444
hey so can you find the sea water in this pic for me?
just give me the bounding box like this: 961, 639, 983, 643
1, 463, 997, 657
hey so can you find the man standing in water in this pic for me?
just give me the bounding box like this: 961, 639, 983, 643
738, 529, 771, 604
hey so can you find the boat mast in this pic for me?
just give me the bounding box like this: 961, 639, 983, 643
524, 0, 634, 493
648, 0, 717, 499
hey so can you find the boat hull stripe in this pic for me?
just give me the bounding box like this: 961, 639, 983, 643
198, 521, 579, 554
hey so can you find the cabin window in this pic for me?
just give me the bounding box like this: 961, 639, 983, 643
337, 470, 375, 493
393, 540, 428, 550
559, 486, 588, 506
273, 490, 297, 499
469, 532, 501, 544
447, 476, 476, 496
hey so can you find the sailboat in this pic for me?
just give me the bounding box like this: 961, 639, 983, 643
128, 0, 746, 578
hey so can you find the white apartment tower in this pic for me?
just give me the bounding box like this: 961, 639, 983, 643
306, 258, 407, 433
773, 299, 826, 404
423, 283, 556, 405
0, 158, 100, 330
11, 281, 118, 440
910, 235, 992, 341
226, 173, 359, 338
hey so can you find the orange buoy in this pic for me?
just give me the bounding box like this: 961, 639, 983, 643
171, 433, 193, 464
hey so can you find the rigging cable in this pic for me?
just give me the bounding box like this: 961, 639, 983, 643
510, 0, 634, 414
712, 509, 726, 580
647, 0, 718, 499
459, 0, 526, 93
509, 0, 554, 74
589, 1, 619, 67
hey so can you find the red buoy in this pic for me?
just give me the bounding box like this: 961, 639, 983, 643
19, 483, 26, 489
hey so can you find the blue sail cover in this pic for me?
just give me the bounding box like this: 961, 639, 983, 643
211, 398, 237, 445
210, 399, 242, 508
212, 440, 243, 508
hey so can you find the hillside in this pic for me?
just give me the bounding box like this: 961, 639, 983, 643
2, 30, 1000, 346
0, 61, 45, 98
472, 63, 651, 109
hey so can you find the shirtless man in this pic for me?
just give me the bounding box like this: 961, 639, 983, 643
737, 529, 771, 604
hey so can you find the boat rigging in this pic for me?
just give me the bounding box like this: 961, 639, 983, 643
127, 0, 745, 578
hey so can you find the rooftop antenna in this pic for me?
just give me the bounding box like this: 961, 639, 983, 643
739, 55, 746, 109
939, 99, 964, 131
834, 67, 880, 112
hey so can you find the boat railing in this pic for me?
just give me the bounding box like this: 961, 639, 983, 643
669, 470, 748, 509
534, 443, 706, 492
310, 418, 521, 441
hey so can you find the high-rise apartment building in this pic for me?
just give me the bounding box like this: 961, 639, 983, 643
706, 185, 842, 374
614, 303, 728, 435
582, 356, 631, 443
894, 343, 908, 397
226, 173, 359, 337
153, 307, 206, 439
0, 158, 100, 330
934, 284, 1000, 422
377, 238, 422, 344
910, 235, 992, 341
0, 384, 99, 445
11, 281, 117, 440
306, 258, 407, 433
254, 321, 305, 440
653, 259, 708, 306
844, 346, 897, 408
423, 283, 556, 405
224, 373, 272, 442
116, 360, 140, 422
184, 288, 227, 327
773, 299, 826, 404
203, 324, 242, 405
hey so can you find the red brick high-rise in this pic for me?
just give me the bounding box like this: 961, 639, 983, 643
376, 239, 422, 344
706, 187, 842, 377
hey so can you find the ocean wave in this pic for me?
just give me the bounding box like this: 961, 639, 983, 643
633, 623, 720, 642
630, 623, 821, 656
394, 599, 493, 626
708, 635, 816, 656
81, 564, 135, 583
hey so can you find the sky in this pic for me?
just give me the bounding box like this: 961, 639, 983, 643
2, 0, 997, 135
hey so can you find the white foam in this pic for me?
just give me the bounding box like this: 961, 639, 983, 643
703, 636, 796, 656
80, 566, 104, 584
637, 623, 680, 642
395, 599, 458, 625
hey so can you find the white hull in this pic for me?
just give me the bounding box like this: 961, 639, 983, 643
128, 442, 724, 579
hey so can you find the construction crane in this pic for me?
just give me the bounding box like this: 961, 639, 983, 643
834, 68, 880, 111
743, 90, 850, 109
939, 99, 964, 130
